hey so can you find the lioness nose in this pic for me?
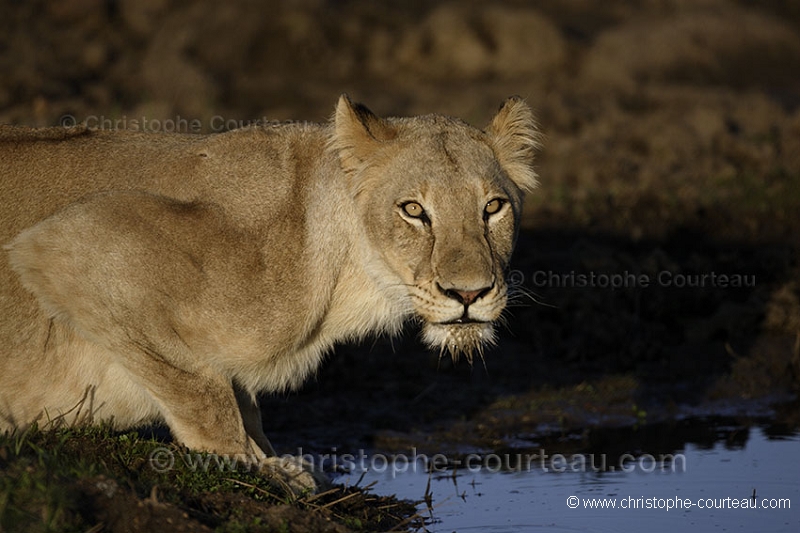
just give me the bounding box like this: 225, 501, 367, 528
439, 285, 493, 306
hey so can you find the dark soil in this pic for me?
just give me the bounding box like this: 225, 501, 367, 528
2, 0, 800, 531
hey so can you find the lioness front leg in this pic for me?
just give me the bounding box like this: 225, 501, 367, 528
119, 342, 254, 456
119, 343, 323, 493
234, 384, 277, 457
234, 384, 330, 492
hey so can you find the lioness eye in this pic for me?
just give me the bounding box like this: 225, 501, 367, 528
402, 202, 425, 218
485, 198, 505, 216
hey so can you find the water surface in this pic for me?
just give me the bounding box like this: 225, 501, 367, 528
338, 421, 799, 532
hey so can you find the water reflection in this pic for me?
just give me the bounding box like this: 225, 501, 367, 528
337, 419, 800, 532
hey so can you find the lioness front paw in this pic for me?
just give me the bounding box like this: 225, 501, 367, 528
259, 456, 331, 495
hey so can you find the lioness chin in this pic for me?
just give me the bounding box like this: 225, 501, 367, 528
0, 95, 539, 492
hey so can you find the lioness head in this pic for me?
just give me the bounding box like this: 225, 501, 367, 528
331, 95, 539, 361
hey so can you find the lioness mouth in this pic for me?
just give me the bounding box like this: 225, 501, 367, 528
440, 318, 486, 325
422, 320, 496, 364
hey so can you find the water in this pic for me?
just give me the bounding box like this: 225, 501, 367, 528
337, 422, 800, 532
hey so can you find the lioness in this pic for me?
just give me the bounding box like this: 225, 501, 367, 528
0, 95, 538, 488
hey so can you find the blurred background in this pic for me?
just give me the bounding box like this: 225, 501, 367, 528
2, 0, 799, 452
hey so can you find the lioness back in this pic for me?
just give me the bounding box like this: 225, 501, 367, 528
0, 96, 539, 491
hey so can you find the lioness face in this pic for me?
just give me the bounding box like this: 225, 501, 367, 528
365, 131, 522, 359
333, 96, 538, 360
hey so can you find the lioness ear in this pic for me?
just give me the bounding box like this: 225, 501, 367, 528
332, 94, 396, 176
485, 96, 540, 192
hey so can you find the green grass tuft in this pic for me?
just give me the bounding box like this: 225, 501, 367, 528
0, 425, 419, 532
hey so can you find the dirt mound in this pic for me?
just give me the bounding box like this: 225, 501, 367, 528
582, 4, 800, 91
378, 3, 566, 81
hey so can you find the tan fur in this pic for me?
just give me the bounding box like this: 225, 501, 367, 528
0, 95, 539, 483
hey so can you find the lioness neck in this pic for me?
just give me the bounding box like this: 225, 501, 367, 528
299, 128, 412, 351
230, 124, 412, 394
